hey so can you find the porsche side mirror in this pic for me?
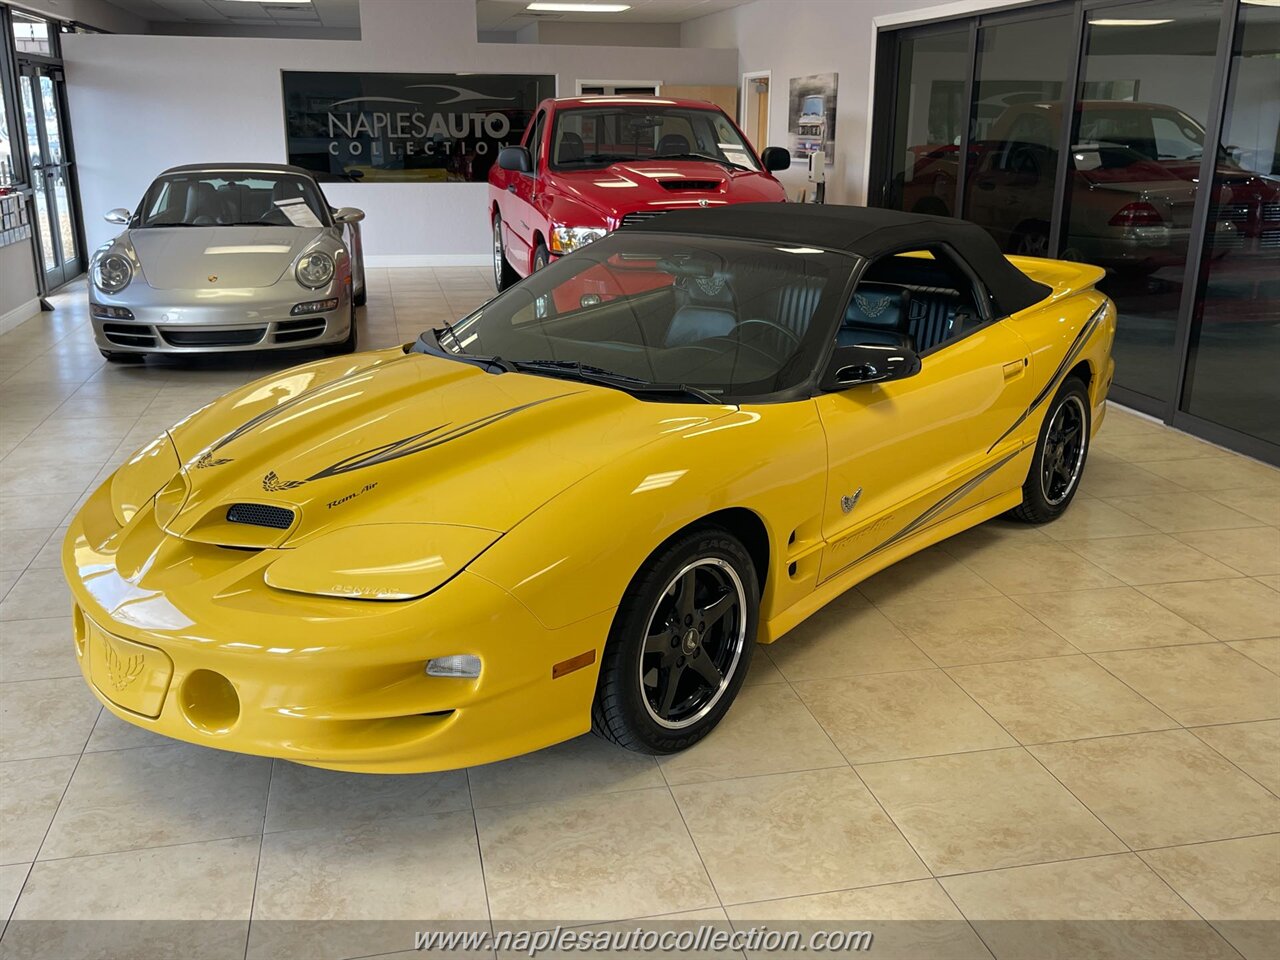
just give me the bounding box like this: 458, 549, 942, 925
821, 338, 921, 391
104, 208, 131, 225
333, 207, 365, 224
761, 147, 791, 172
498, 146, 533, 173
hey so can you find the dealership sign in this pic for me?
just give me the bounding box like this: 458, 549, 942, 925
282, 71, 555, 184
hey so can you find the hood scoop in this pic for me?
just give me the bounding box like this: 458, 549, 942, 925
659, 179, 723, 192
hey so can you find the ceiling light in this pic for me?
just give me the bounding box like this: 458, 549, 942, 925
224, 1, 312, 4
1088, 18, 1174, 25
1241, 0, 1280, 6
526, 3, 632, 12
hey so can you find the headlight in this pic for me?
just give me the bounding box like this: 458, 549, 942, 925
549, 226, 606, 255
109, 433, 180, 526
295, 251, 335, 289
93, 254, 133, 294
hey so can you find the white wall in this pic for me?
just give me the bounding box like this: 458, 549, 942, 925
681, 0, 1026, 204
61, 0, 737, 265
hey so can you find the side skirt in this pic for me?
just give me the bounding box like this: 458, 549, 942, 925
758, 486, 1022, 644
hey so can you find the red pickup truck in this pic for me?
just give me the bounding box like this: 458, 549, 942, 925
488, 96, 790, 290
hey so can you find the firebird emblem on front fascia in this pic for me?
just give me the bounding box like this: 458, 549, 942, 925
105, 642, 145, 691
841, 488, 863, 514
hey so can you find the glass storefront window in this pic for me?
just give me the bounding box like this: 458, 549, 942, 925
1062, 0, 1223, 404
962, 13, 1074, 255
885, 28, 969, 216
1182, 0, 1280, 445
0, 69, 12, 186
11, 11, 52, 57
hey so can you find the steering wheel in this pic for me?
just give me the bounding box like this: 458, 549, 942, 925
734, 319, 803, 348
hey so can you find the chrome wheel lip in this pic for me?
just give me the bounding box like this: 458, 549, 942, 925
639, 557, 747, 731
1041, 394, 1088, 506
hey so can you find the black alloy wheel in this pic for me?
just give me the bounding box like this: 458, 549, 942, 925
593, 526, 757, 754
1010, 376, 1091, 523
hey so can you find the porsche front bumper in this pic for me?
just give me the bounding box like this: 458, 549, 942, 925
62, 479, 608, 773
89, 283, 353, 355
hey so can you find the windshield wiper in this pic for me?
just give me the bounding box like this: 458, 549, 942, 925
652, 152, 753, 172
428, 326, 513, 373
510, 360, 723, 404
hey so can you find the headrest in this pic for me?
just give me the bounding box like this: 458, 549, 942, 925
656, 133, 691, 156
844, 283, 908, 331
666, 304, 736, 347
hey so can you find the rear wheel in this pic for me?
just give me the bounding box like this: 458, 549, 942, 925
592, 527, 757, 754
1010, 377, 1091, 523
492, 215, 517, 291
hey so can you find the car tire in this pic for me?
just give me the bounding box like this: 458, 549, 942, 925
100, 350, 143, 364
1009, 377, 1091, 523
353, 278, 367, 307
532, 242, 550, 273
331, 302, 359, 354
592, 526, 758, 755
492, 215, 518, 291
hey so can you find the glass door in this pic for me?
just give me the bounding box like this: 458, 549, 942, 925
18, 62, 82, 289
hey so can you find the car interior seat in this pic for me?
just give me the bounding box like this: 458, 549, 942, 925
840, 283, 911, 346
184, 181, 223, 225
666, 271, 737, 346
655, 133, 691, 156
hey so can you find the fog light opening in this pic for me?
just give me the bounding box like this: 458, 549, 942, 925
72, 607, 87, 659
180, 669, 240, 734
290, 298, 339, 316
426, 654, 481, 679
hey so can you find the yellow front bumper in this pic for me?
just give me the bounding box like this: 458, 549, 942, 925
64, 480, 609, 773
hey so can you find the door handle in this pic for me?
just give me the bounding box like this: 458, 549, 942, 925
1003, 358, 1028, 380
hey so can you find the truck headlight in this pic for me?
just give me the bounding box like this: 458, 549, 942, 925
295, 251, 335, 289
549, 226, 606, 255
93, 254, 133, 294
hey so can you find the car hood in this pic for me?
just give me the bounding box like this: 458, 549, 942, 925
553, 160, 786, 224
129, 226, 322, 289
161, 348, 735, 547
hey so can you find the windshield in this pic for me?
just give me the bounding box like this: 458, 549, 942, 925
549, 105, 761, 171
135, 172, 331, 228
1076, 107, 1208, 162
416, 233, 853, 402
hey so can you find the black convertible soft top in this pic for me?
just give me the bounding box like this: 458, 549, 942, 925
626, 203, 1052, 317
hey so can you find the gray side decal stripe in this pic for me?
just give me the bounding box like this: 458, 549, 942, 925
987, 303, 1106, 455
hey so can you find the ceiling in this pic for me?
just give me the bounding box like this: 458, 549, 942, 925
475, 0, 750, 32
104, 0, 361, 30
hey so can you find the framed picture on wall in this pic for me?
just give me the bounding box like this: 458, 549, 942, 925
788, 73, 837, 164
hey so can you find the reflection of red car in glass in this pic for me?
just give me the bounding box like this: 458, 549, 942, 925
899, 100, 1280, 271
488, 97, 790, 291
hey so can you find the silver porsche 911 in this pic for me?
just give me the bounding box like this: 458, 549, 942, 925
89, 163, 366, 362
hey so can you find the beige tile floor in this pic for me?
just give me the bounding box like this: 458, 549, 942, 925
0, 271, 1278, 960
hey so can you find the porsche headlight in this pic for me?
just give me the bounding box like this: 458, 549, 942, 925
549, 226, 606, 255
93, 254, 133, 294
295, 251, 335, 289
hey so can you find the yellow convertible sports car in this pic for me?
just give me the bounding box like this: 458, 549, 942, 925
63, 204, 1115, 773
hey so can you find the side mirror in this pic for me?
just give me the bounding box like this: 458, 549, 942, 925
333, 207, 365, 224
820, 337, 921, 391
104, 208, 131, 225
498, 146, 533, 174
761, 147, 791, 172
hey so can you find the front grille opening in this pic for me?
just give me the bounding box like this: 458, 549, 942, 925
160, 327, 266, 347
619, 210, 669, 229
275, 317, 328, 344
103, 323, 157, 348
226, 502, 295, 530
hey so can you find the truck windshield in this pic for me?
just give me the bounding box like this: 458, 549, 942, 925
548, 105, 761, 172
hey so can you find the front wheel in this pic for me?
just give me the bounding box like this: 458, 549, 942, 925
592, 527, 757, 754
331, 301, 359, 354
492, 215, 517, 291
1009, 377, 1091, 523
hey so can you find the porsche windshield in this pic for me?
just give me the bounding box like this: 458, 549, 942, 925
550, 106, 761, 171
135, 172, 330, 228
417, 233, 855, 401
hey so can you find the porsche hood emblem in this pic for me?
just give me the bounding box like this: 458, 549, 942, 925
207, 275, 218, 283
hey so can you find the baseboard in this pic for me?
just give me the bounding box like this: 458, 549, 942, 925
0, 297, 41, 335
365, 254, 490, 268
